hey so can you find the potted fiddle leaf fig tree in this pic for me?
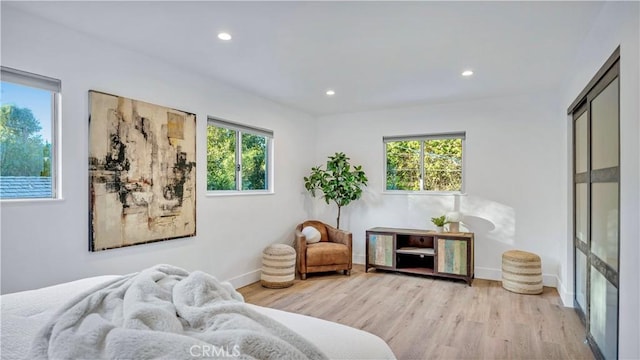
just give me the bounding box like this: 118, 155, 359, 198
304, 152, 368, 229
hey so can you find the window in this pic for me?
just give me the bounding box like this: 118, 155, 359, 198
385, 132, 465, 192
0, 67, 60, 200
207, 117, 272, 193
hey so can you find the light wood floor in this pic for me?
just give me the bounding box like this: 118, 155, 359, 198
238, 265, 593, 360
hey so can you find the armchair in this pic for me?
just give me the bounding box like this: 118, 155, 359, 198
295, 220, 352, 280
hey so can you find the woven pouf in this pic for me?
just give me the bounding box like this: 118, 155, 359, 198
261, 244, 296, 288
502, 250, 543, 295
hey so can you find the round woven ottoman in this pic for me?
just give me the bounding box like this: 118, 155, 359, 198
261, 244, 296, 288
502, 250, 543, 295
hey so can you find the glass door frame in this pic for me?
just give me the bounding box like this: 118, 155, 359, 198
569, 46, 620, 360
572, 103, 588, 323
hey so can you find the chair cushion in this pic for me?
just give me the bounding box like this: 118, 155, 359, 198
301, 226, 322, 244
306, 242, 350, 266
302, 220, 329, 242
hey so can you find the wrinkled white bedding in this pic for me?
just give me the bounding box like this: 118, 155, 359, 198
26, 265, 327, 359
1, 270, 396, 360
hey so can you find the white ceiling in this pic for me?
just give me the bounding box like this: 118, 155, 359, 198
5, 1, 605, 116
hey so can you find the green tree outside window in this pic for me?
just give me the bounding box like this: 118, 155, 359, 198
385, 136, 463, 192
206, 122, 270, 192
0, 105, 49, 177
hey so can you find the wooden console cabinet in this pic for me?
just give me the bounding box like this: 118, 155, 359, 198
365, 227, 474, 285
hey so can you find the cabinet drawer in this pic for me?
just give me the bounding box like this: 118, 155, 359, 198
406, 235, 434, 248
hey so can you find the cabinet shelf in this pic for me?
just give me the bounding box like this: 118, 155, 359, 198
396, 247, 435, 256
397, 267, 434, 275
365, 227, 474, 285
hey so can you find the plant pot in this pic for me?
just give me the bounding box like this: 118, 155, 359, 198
436, 226, 444, 233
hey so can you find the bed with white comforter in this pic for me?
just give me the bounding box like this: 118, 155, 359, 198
0, 265, 395, 360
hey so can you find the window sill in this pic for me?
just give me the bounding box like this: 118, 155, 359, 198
0, 197, 65, 204
206, 191, 274, 197
382, 191, 467, 196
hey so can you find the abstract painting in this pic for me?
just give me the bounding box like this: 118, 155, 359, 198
89, 91, 196, 251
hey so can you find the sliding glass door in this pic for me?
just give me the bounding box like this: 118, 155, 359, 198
571, 48, 619, 360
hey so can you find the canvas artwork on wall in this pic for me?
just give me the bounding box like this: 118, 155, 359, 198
88, 91, 196, 251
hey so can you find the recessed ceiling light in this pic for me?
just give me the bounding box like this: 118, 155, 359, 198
218, 32, 232, 41
326, 90, 335, 96
462, 70, 474, 77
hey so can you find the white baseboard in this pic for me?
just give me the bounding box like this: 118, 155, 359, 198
474, 266, 503, 282
229, 254, 368, 289
465, 266, 559, 288
226, 269, 261, 289
556, 275, 575, 308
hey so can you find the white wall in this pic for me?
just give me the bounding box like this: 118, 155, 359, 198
312, 92, 565, 287
0, 6, 316, 294
560, 2, 639, 359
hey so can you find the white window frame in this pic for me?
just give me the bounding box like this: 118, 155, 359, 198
206, 117, 273, 195
0, 66, 62, 201
383, 132, 466, 194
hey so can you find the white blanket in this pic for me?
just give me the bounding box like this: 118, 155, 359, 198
28, 264, 327, 360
